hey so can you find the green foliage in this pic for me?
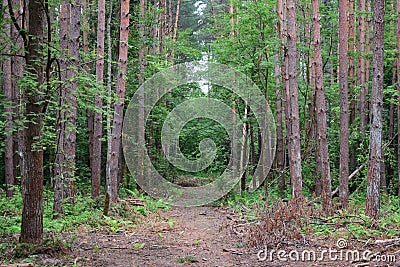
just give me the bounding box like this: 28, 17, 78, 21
310, 194, 400, 239
0, 187, 169, 237
177, 255, 197, 263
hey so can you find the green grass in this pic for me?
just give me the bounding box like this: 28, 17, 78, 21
0, 187, 169, 237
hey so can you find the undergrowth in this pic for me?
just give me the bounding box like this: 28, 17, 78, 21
219, 188, 400, 248
0, 186, 169, 261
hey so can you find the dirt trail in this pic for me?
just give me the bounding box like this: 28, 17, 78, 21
72, 206, 259, 267
18, 206, 400, 266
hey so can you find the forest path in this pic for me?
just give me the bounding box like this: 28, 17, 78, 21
72, 206, 260, 266
24, 205, 397, 266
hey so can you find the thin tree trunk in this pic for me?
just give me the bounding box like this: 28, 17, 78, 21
105, 0, 113, 194
312, 0, 332, 215
348, 0, 356, 125
92, 0, 106, 198
82, 0, 94, 197
240, 104, 248, 193
387, 63, 396, 188
108, 0, 130, 202
232, 100, 238, 182
380, 149, 387, 192
277, 0, 288, 196
168, 0, 172, 37
136, 0, 146, 194
20, 0, 46, 244
53, 0, 69, 218
339, 0, 349, 208
66, 0, 80, 203
160, 0, 167, 53
249, 120, 256, 184
274, 53, 286, 196
348, 0, 357, 172
366, 0, 384, 220
286, 0, 303, 199
173, 0, 180, 41
365, 0, 372, 124
3, 0, 14, 197
11, 0, 25, 190
358, 0, 367, 134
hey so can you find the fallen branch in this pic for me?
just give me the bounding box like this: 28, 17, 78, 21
374, 238, 400, 245
223, 248, 243, 255
119, 198, 146, 206
332, 164, 365, 196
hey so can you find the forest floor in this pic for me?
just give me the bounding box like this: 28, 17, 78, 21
4, 205, 400, 267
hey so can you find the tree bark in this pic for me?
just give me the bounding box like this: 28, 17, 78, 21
105, 0, 113, 196
312, 0, 332, 215
3, 0, 14, 197
274, 53, 286, 196
168, 0, 172, 37
11, 0, 25, 190
348, 0, 356, 126
20, 0, 46, 244
82, 0, 94, 198
66, 0, 80, 202
277, 0, 288, 197
366, 0, 384, 220
173, 0, 180, 41
286, 0, 303, 199
108, 0, 130, 202
348, 0, 357, 172
240, 104, 248, 193
136, 0, 146, 194
53, 0, 70, 218
339, 0, 349, 208
357, 0, 367, 134
92, 0, 106, 198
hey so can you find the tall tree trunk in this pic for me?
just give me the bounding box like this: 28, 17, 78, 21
92, 0, 106, 198
348, 0, 356, 126
286, 0, 303, 199
232, 100, 238, 182
3, 0, 14, 197
170, 0, 180, 61
240, 104, 248, 193
358, 0, 367, 133
366, 0, 384, 220
173, 0, 180, 41
312, 0, 332, 215
364, 0, 372, 125
20, 0, 46, 244
249, 119, 256, 185
387, 63, 396, 189
136, 0, 146, 194
168, 0, 172, 37
54, 0, 79, 216
348, 0, 357, 172
277, 0, 288, 196
54, 0, 69, 218
105, 0, 113, 194
67, 0, 80, 203
11, 0, 25, 190
339, 0, 349, 208
108, 0, 130, 202
82, 0, 94, 196
274, 53, 286, 196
